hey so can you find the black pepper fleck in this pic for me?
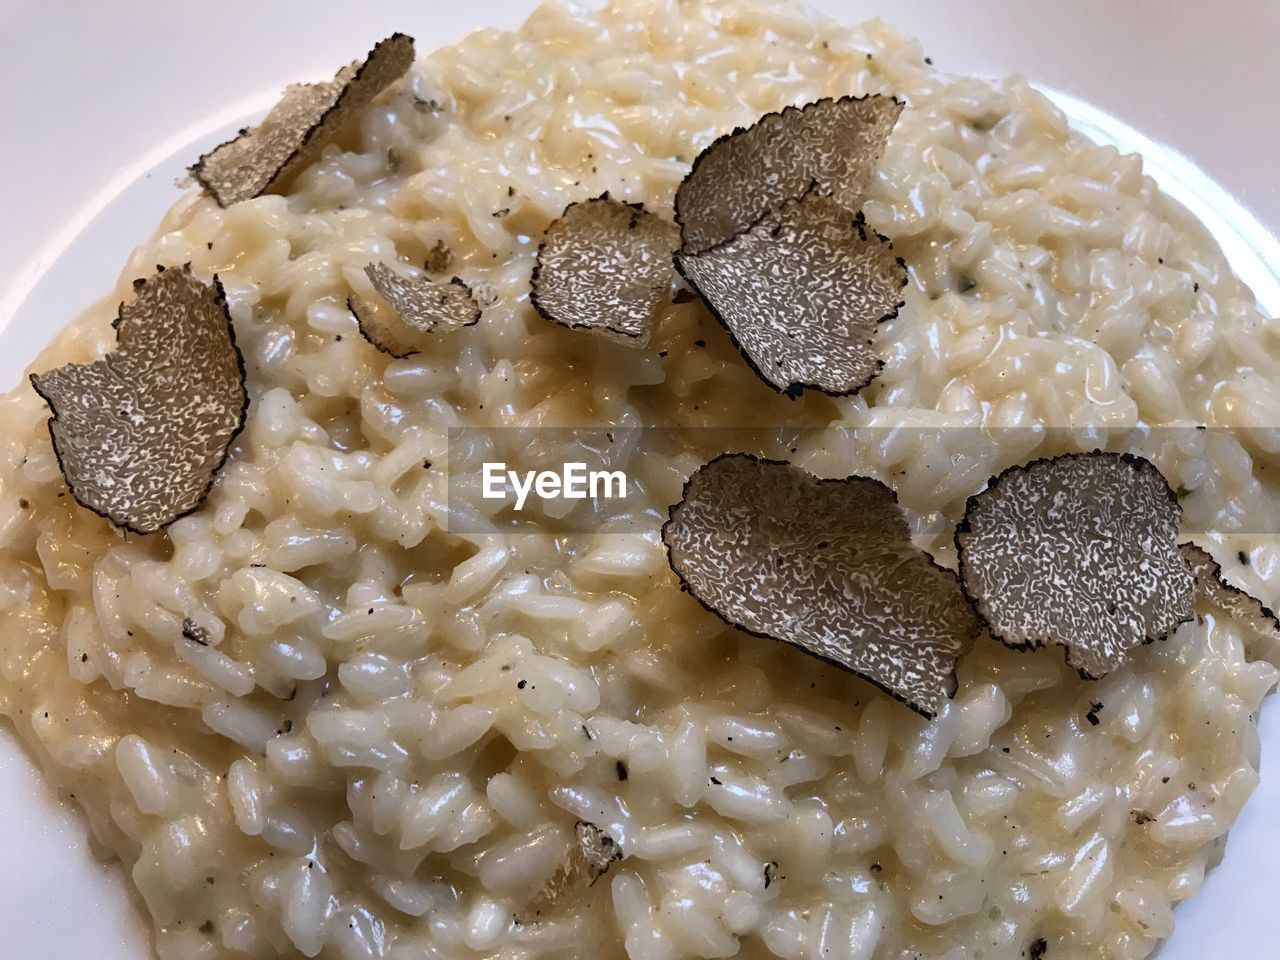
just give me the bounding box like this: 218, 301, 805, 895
763, 861, 779, 888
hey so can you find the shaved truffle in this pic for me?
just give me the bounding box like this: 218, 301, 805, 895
30, 265, 247, 534
351, 263, 481, 358
191, 34, 415, 206
525, 821, 622, 917
675, 194, 906, 397
530, 195, 679, 343
424, 239, 453, 274
663, 454, 980, 716
675, 94, 903, 254
956, 452, 1195, 679
1181, 542, 1280, 642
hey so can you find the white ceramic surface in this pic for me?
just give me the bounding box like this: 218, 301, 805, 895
0, 2, 1276, 957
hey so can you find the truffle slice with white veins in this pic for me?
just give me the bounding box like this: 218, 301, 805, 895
1181, 542, 1280, 644
351, 263, 481, 358
956, 451, 1195, 679
675, 94, 903, 254
674, 194, 906, 397
663, 454, 980, 717
30, 265, 247, 535
531, 195, 679, 343
191, 34, 415, 206
524, 821, 623, 918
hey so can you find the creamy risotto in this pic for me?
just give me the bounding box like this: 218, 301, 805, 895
2, 2, 1279, 959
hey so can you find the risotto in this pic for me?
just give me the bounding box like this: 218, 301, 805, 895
2, 2, 1279, 959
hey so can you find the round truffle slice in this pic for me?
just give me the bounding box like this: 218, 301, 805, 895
531, 196, 679, 344
675, 94, 903, 254
191, 33, 415, 206
351, 263, 481, 358
663, 454, 981, 717
674, 194, 907, 397
29, 265, 247, 535
1181, 542, 1280, 644
956, 452, 1195, 679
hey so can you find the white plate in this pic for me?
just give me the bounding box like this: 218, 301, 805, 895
0, 2, 1277, 957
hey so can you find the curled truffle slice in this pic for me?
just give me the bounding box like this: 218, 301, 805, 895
30, 265, 247, 535
675, 94, 903, 254
191, 34, 415, 206
663, 454, 980, 717
1181, 542, 1280, 643
674, 194, 906, 397
956, 452, 1195, 679
351, 263, 481, 358
530, 196, 679, 343
524, 822, 622, 918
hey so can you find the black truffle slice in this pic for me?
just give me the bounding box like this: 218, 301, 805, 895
675, 94, 903, 255
30, 265, 247, 535
662, 454, 980, 717
674, 194, 907, 397
525, 821, 622, 917
955, 452, 1195, 679
530, 195, 679, 343
1181, 542, 1280, 642
351, 263, 481, 358
191, 34, 415, 206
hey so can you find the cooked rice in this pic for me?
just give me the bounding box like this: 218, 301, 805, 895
1, 2, 1278, 958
